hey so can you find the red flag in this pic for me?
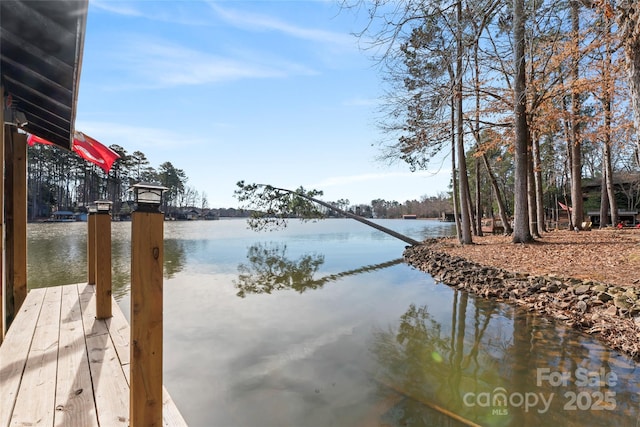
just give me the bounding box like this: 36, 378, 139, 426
558, 201, 572, 212
72, 132, 120, 173
27, 132, 120, 173
26, 133, 54, 147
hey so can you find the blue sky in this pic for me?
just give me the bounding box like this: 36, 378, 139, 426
76, 0, 452, 208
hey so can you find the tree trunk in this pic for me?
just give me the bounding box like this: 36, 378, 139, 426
456, 0, 473, 244
481, 153, 513, 234
266, 186, 422, 246
599, 156, 610, 228
618, 1, 640, 164
602, 10, 619, 227
512, 0, 533, 243
450, 90, 462, 240
472, 30, 483, 238
475, 157, 483, 236
603, 141, 618, 226
527, 142, 540, 238
532, 134, 547, 233
467, 172, 477, 236
570, 0, 584, 230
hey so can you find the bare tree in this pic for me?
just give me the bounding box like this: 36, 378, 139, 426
512, 0, 533, 243
617, 0, 640, 161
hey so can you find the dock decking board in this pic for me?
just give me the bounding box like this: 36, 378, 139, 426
10, 286, 62, 426
0, 283, 187, 427
54, 284, 98, 427
0, 287, 46, 427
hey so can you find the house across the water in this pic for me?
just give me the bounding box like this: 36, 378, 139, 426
48, 210, 76, 222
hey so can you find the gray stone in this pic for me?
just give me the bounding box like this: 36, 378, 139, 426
614, 296, 632, 311
575, 284, 591, 295
598, 293, 613, 302
545, 283, 560, 293
592, 284, 607, 293
605, 305, 618, 316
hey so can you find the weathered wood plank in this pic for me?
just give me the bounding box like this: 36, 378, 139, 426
9, 286, 62, 426
0, 288, 46, 427
0, 93, 4, 343
106, 298, 130, 366
78, 283, 108, 338
5, 130, 28, 322
95, 213, 112, 319
86, 333, 129, 426
87, 214, 96, 285
54, 284, 99, 427
122, 367, 188, 427
130, 211, 164, 426
162, 387, 189, 427
1, 283, 187, 427
77, 282, 92, 295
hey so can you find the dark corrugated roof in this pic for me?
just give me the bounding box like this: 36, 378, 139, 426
1, 0, 88, 149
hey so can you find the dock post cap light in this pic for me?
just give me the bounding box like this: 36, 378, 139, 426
95, 200, 113, 213
87, 204, 98, 213
131, 181, 168, 212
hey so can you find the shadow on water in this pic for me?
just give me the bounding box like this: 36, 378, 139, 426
233, 242, 404, 298
370, 292, 640, 427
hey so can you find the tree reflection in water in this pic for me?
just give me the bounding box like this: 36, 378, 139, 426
234, 243, 325, 297
234, 242, 404, 298
370, 292, 640, 427
370, 293, 502, 426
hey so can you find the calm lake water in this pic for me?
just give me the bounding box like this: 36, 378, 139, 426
28, 219, 640, 427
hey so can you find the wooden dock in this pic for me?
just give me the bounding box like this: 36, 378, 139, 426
0, 282, 187, 426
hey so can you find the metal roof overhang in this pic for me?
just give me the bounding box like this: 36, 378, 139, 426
1, 0, 88, 150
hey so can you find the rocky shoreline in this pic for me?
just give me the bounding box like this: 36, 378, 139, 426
404, 239, 640, 360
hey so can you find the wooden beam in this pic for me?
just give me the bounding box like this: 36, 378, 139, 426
0, 93, 5, 342
130, 210, 163, 427
87, 211, 96, 285
5, 129, 28, 327
95, 211, 112, 319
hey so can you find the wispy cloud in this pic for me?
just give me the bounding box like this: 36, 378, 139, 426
76, 121, 210, 151
90, 2, 358, 90
91, 1, 144, 17
208, 2, 355, 48
105, 37, 317, 89
91, 0, 212, 26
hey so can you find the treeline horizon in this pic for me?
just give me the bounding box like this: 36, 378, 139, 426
27, 142, 204, 220
27, 141, 454, 220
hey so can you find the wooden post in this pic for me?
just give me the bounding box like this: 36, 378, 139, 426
130, 210, 164, 426
4, 129, 27, 327
0, 93, 4, 342
94, 210, 112, 319
87, 210, 96, 285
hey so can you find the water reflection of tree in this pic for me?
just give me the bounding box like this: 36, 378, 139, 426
234, 242, 404, 298
370, 292, 511, 426
498, 308, 640, 427
371, 294, 640, 426
234, 243, 325, 297
163, 238, 186, 279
